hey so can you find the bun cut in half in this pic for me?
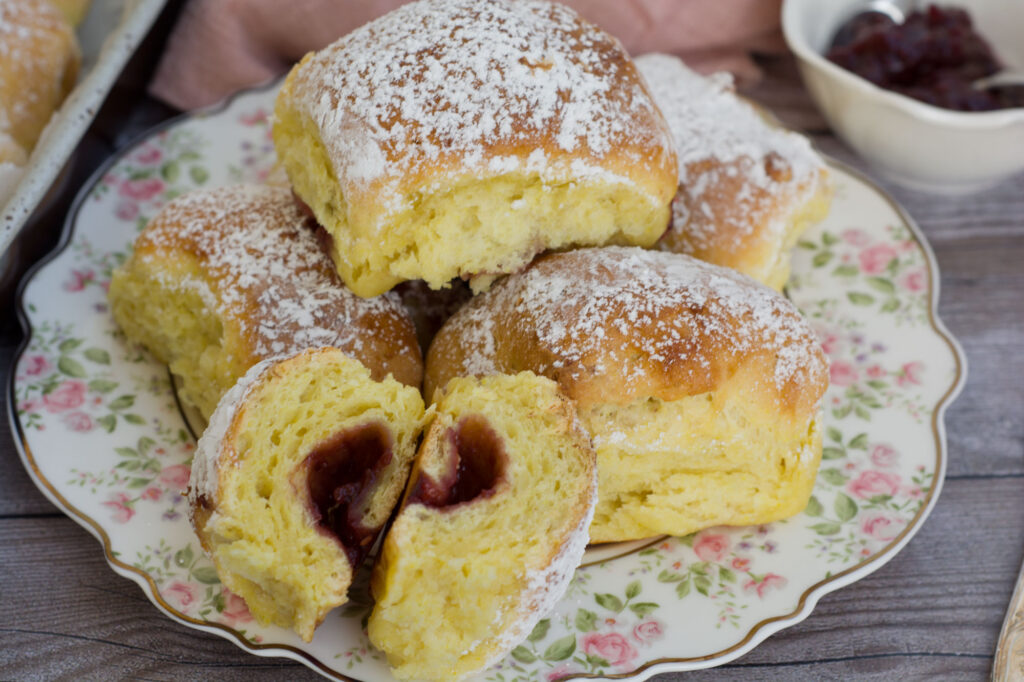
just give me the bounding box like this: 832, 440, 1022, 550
369, 372, 597, 681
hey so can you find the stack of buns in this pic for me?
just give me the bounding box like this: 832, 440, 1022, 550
108, 0, 832, 678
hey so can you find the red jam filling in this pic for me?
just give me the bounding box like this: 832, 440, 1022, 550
826, 5, 1024, 112
407, 415, 507, 509
304, 422, 393, 565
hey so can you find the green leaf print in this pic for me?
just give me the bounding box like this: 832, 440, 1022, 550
84, 348, 111, 365
527, 619, 550, 642
58, 356, 87, 378
834, 493, 858, 522
575, 609, 598, 632
191, 566, 221, 584
595, 593, 623, 612
542, 635, 576, 662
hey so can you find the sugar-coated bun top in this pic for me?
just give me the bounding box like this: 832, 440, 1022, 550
278, 0, 676, 210
635, 53, 829, 261
129, 184, 422, 386
426, 246, 828, 415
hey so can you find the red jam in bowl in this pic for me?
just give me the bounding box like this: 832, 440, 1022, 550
826, 4, 1024, 111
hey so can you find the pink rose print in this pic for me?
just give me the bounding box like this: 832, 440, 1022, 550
159, 464, 191, 492
43, 380, 87, 412
732, 557, 750, 571
23, 354, 50, 376
632, 620, 664, 644
848, 470, 901, 499
102, 492, 135, 523
818, 331, 840, 356
900, 268, 926, 292
858, 244, 898, 274
897, 361, 924, 387
61, 411, 93, 432
581, 632, 638, 667
240, 109, 269, 126
220, 591, 253, 626
165, 581, 199, 611
115, 201, 139, 221
840, 228, 871, 246
870, 444, 899, 468
19, 398, 41, 413
861, 513, 902, 542
829, 360, 859, 387
119, 177, 165, 201
134, 145, 162, 164
64, 268, 95, 291
866, 364, 886, 379
693, 532, 730, 563
141, 487, 162, 502
547, 665, 579, 681
744, 573, 787, 598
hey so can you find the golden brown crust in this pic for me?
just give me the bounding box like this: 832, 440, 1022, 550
635, 54, 831, 288
425, 247, 827, 418
274, 0, 677, 230
125, 185, 422, 388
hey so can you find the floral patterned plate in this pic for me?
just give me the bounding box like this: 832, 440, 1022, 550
8, 82, 965, 681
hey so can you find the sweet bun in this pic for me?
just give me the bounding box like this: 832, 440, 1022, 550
0, 0, 79, 161
368, 372, 596, 681
636, 54, 832, 290
108, 184, 422, 419
425, 247, 828, 543
273, 0, 678, 297
188, 347, 426, 641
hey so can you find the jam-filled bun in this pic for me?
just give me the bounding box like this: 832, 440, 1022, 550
636, 53, 832, 290
369, 373, 596, 681
273, 0, 677, 297
426, 247, 829, 543
107, 184, 422, 420
188, 347, 426, 642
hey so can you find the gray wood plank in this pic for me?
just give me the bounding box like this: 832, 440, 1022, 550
1, 476, 1016, 680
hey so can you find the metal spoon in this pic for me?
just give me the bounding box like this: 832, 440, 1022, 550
973, 70, 1024, 91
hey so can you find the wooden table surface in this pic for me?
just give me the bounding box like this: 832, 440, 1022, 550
2, 19, 1023, 681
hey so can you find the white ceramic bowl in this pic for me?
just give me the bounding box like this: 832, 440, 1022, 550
782, 0, 1024, 194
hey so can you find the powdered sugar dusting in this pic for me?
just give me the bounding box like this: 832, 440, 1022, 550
287, 0, 672, 212
635, 53, 826, 251
134, 185, 407, 359
441, 247, 827, 399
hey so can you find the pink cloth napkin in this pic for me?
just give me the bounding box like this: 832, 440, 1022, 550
150, 0, 784, 111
